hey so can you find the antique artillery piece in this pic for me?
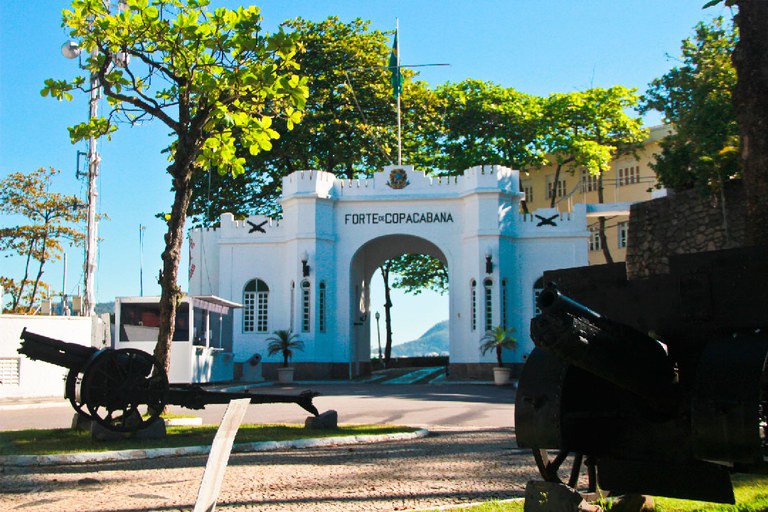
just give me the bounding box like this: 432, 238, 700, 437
18, 328, 319, 433
515, 247, 768, 504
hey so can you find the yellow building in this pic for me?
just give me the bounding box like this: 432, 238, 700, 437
520, 124, 672, 265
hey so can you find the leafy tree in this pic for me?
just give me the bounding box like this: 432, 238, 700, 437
389, 254, 448, 296
640, 17, 739, 194
0, 168, 86, 313
43, 0, 308, 373
266, 329, 304, 367
542, 87, 647, 262
188, 17, 402, 226
426, 79, 547, 174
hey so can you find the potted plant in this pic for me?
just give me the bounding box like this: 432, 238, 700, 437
266, 330, 304, 383
480, 325, 517, 385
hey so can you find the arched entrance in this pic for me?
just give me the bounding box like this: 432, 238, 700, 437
189, 164, 589, 381
348, 235, 449, 377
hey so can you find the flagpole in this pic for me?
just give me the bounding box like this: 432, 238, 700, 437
396, 18, 402, 165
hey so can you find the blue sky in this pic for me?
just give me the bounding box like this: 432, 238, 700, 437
0, 1, 728, 343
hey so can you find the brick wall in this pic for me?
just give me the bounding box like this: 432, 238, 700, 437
626, 181, 746, 278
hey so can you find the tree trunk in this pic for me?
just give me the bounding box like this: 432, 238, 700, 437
381, 263, 394, 363
597, 171, 614, 264
549, 163, 563, 208
153, 160, 195, 376
733, 1, 768, 247
28, 231, 50, 312
13, 240, 36, 311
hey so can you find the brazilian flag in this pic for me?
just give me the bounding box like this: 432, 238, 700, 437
388, 31, 402, 99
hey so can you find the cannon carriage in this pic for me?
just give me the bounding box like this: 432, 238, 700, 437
18, 328, 318, 433
515, 247, 768, 503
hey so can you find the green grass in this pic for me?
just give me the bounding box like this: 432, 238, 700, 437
418, 475, 768, 512
0, 424, 418, 456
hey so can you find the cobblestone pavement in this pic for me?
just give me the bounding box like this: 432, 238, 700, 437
0, 426, 539, 512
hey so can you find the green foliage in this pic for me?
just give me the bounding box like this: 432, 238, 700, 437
480, 325, 517, 368
187, 16, 437, 225
266, 329, 304, 367
427, 79, 549, 174
0, 168, 87, 313
388, 254, 448, 295
44, 0, 308, 178
640, 17, 739, 193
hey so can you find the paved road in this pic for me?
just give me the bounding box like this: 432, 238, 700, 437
0, 381, 516, 431
0, 380, 537, 512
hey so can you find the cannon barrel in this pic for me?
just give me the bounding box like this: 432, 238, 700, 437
531, 284, 677, 412
18, 328, 98, 371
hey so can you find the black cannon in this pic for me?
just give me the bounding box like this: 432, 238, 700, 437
18, 328, 319, 433
515, 247, 768, 504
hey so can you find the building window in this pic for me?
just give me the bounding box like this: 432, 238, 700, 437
617, 222, 629, 248
618, 165, 640, 186
484, 278, 493, 332
522, 182, 534, 203
581, 170, 598, 193
0, 357, 20, 385
289, 281, 295, 332
301, 280, 311, 333
501, 279, 508, 329
243, 279, 269, 333
470, 279, 477, 331
547, 176, 567, 199
589, 227, 601, 252
533, 277, 545, 316
318, 281, 327, 333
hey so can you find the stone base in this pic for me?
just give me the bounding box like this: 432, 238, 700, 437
523, 481, 602, 512
305, 410, 338, 429
90, 416, 167, 441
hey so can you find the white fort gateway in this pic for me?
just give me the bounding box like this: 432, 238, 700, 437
189, 165, 588, 380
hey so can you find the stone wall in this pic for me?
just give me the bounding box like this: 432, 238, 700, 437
626, 180, 746, 278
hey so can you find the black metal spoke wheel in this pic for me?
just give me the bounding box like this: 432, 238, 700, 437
80, 348, 169, 433
532, 449, 599, 497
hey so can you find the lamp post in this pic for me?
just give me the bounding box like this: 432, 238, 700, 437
61, 1, 128, 316
62, 40, 100, 317
375, 311, 382, 360
139, 224, 146, 296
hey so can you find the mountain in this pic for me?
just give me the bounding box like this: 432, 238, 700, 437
390, 320, 449, 357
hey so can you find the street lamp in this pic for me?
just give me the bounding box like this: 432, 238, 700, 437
375, 311, 382, 360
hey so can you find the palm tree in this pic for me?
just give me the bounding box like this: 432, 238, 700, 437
480, 325, 517, 368
266, 330, 304, 367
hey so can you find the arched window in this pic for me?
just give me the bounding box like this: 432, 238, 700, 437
301, 280, 311, 333
501, 279, 508, 329
533, 276, 545, 316
484, 278, 493, 332
318, 281, 327, 333
470, 279, 477, 331
243, 279, 269, 333
289, 281, 295, 332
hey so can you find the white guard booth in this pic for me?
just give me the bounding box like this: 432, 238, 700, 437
114, 295, 241, 383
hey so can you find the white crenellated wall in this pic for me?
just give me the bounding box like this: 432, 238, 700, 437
189, 165, 588, 379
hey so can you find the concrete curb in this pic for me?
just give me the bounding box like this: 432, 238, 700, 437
0, 428, 429, 467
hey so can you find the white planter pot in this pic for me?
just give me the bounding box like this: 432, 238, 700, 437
493, 367, 511, 386
277, 367, 295, 383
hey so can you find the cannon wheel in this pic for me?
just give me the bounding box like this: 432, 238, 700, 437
80, 349, 169, 433
533, 449, 599, 496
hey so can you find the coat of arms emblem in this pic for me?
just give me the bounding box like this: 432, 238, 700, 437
386, 168, 410, 189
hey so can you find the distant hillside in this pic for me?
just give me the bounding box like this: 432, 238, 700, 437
390, 320, 448, 357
